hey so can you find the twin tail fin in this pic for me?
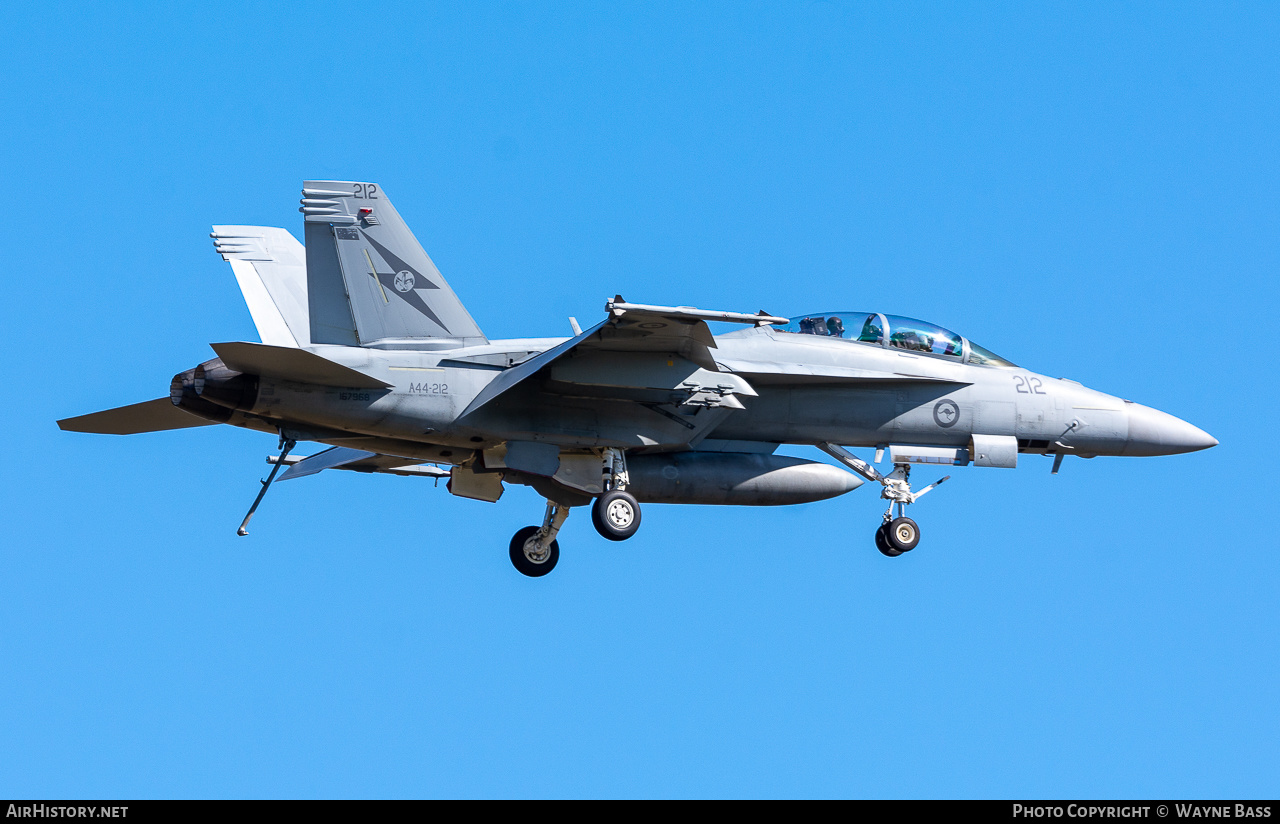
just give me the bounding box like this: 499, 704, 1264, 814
300, 181, 486, 347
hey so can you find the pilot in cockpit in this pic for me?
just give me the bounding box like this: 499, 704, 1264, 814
825, 316, 845, 338
858, 314, 883, 344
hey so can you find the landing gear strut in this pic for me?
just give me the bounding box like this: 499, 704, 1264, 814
590, 447, 641, 542
820, 443, 948, 558
508, 449, 642, 577
510, 500, 569, 577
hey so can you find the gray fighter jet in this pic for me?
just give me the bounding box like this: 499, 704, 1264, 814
58, 181, 1217, 576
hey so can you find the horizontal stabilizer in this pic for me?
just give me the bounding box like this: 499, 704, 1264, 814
57, 398, 214, 435
211, 341, 391, 388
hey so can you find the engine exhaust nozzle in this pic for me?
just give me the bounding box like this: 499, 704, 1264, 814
169, 366, 233, 423
191, 358, 259, 411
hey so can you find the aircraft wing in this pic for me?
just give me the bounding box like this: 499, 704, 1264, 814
461, 298, 786, 418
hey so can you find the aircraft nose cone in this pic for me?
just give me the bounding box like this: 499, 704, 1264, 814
1124, 403, 1218, 456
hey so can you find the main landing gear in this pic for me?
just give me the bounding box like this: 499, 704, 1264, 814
508, 447, 642, 577
592, 489, 641, 541
510, 500, 569, 577
590, 447, 640, 542
820, 443, 949, 559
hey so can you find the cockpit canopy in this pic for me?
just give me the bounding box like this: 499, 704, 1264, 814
774, 312, 1016, 367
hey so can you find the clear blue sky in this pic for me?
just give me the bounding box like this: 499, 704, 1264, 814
2, 2, 1275, 798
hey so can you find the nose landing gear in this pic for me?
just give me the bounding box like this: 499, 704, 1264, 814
876, 516, 920, 557
874, 522, 899, 557
820, 443, 948, 558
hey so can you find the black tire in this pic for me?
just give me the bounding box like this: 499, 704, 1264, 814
885, 517, 920, 552
509, 525, 560, 577
875, 523, 902, 557
591, 490, 642, 541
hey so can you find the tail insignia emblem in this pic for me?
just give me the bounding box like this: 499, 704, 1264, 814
354, 229, 449, 333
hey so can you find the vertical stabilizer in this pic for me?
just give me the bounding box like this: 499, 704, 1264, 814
300, 181, 486, 347
211, 226, 310, 347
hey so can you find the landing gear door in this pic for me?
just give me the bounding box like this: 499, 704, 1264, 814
969, 434, 1018, 468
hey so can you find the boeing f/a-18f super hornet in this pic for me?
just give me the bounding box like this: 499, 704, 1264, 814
58, 181, 1217, 576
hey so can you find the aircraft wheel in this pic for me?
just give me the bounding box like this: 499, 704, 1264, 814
509, 526, 559, 577
875, 523, 902, 557
886, 517, 920, 553
592, 490, 642, 541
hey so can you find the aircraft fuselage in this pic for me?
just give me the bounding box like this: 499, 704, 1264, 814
183, 326, 1214, 464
